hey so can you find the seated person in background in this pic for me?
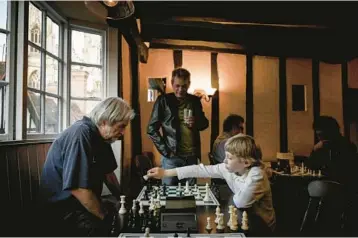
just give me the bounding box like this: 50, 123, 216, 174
39, 97, 135, 236
147, 134, 276, 235
212, 114, 245, 163
307, 115, 357, 186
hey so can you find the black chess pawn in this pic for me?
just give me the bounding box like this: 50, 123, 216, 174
163, 184, 167, 196
173, 232, 179, 237
186, 228, 191, 237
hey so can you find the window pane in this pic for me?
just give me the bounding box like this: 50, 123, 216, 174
71, 30, 102, 65
70, 100, 99, 124
28, 3, 42, 47
0, 33, 7, 79
27, 91, 41, 133
71, 65, 102, 98
45, 96, 59, 133
46, 56, 58, 94
0, 1, 8, 30
0, 84, 8, 134
28, 45, 41, 89
46, 17, 59, 56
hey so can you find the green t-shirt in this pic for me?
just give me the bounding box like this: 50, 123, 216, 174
177, 98, 196, 156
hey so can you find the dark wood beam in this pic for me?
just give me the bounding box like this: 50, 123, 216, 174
142, 22, 358, 63
246, 54, 253, 137
312, 59, 320, 144
135, 2, 358, 28
279, 57, 288, 152
107, 16, 148, 63
210, 53, 219, 152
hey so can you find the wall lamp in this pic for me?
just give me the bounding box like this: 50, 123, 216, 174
193, 88, 217, 102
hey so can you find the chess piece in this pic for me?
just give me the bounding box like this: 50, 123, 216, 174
227, 205, 234, 227
185, 180, 190, 193
149, 197, 155, 211
203, 185, 210, 202
230, 208, 238, 231
144, 227, 150, 237
216, 213, 225, 233
163, 184, 167, 196
178, 182, 181, 192
186, 228, 191, 237
205, 217, 212, 234
318, 170, 322, 177
241, 211, 249, 231
132, 199, 137, 213
215, 206, 221, 224
173, 232, 179, 237
139, 201, 145, 215
118, 195, 127, 214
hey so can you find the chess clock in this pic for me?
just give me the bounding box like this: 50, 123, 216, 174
160, 196, 198, 232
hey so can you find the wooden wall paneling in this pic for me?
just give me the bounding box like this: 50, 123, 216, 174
6, 147, 22, 211
0, 147, 10, 205
27, 145, 40, 201
17, 146, 32, 209
312, 59, 320, 143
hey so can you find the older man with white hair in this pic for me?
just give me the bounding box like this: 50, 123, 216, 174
39, 97, 135, 236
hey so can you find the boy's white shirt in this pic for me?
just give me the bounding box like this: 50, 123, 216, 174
175, 163, 276, 230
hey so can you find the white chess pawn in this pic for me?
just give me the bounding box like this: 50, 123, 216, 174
132, 199, 136, 213
318, 170, 322, 177
206, 217, 212, 230
118, 195, 127, 214
185, 180, 190, 193
139, 201, 144, 215
241, 211, 249, 231
144, 227, 150, 237
203, 185, 210, 202
216, 213, 225, 230
215, 206, 221, 224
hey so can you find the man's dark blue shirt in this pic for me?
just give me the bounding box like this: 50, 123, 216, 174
40, 116, 117, 204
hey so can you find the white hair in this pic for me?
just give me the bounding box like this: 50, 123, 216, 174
89, 97, 135, 126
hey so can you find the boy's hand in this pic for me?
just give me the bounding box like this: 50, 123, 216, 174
146, 167, 165, 179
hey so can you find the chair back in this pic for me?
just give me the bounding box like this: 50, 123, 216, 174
208, 152, 218, 165
134, 154, 153, 178
300, 180, 346, 236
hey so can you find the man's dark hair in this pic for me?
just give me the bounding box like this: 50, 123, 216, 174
172, 68, 190, 82
223, 114, 245, 132
313, 116, 340, 135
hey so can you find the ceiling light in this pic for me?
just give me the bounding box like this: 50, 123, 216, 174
103, 0, 118, 7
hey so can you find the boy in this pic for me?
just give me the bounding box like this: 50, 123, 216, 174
146, 134, 276, 233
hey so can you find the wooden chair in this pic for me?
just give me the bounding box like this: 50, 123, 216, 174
299, 180, 346, 236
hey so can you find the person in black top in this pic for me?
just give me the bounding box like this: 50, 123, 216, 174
307, 116, 357, 186
39, 97, 135, 236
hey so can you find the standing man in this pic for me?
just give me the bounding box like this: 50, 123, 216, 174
147, 68, 209, 185
212, 114, 245, 163
39, 97, 135, 236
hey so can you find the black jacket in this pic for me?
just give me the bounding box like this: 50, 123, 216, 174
147, 93, 209, 159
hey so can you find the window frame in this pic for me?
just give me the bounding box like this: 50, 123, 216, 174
0, 1, 16, 141
26, 1, 66, 138
68, 24, 107, 126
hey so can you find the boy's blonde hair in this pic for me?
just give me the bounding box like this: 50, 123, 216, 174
224, 134, 262, 167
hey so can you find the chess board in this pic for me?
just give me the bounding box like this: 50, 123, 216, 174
119, 233, 245, 237
136, 185, 220, 206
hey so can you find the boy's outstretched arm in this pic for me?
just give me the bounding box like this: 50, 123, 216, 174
144, 167, 178, 180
